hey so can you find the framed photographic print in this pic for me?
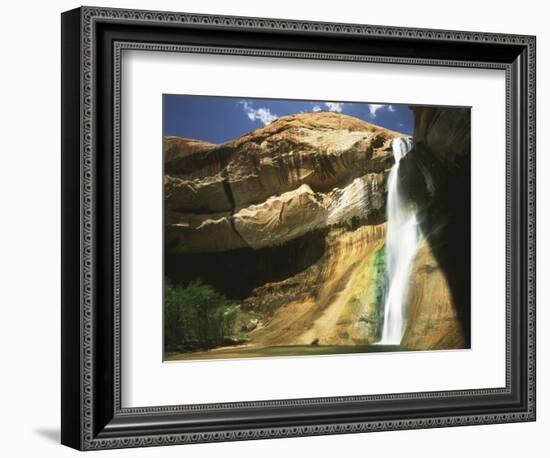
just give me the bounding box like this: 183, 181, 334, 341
61, 6, 536, 450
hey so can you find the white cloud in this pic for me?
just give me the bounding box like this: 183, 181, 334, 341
324, 102, 344, 113
368, 103, 397, 118
368, 104, 385, 118
239, 101, 278, 126
311, 105, 322, 112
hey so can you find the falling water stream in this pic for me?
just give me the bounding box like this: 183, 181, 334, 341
378, 137, 419, 345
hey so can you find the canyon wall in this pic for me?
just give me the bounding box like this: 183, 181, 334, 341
165, 112, 398, 345
165, 112, 394, 254
400, 107, 471, 349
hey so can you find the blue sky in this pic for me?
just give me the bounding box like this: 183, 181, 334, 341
163, 95, 413, 144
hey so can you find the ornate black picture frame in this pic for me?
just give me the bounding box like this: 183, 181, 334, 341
61, 6, 536, 450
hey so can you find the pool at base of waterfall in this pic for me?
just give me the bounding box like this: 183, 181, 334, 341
165, 344, 404, 361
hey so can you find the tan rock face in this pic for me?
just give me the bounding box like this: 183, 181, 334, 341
165, 112, 399, 253
404, 106, 471, 347
401, 239, 465, 349
244, 224, 387, 346
411, 106, 470, 164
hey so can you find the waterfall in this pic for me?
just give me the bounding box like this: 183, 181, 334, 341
378, 137, 419, 345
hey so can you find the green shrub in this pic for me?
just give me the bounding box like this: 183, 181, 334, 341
164, 279, 238, 353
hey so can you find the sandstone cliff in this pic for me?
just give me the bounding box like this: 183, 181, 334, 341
165, 112, 399, 347
165, 112, 398, 254
400, 106, 471, 348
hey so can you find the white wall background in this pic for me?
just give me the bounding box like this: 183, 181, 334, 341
0, 0, 545, 456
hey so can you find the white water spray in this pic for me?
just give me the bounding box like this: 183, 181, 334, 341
378, 137, 419, 345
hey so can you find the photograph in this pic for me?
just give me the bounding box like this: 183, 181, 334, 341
55, 2, 537, 452
163, 95, 471, 361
